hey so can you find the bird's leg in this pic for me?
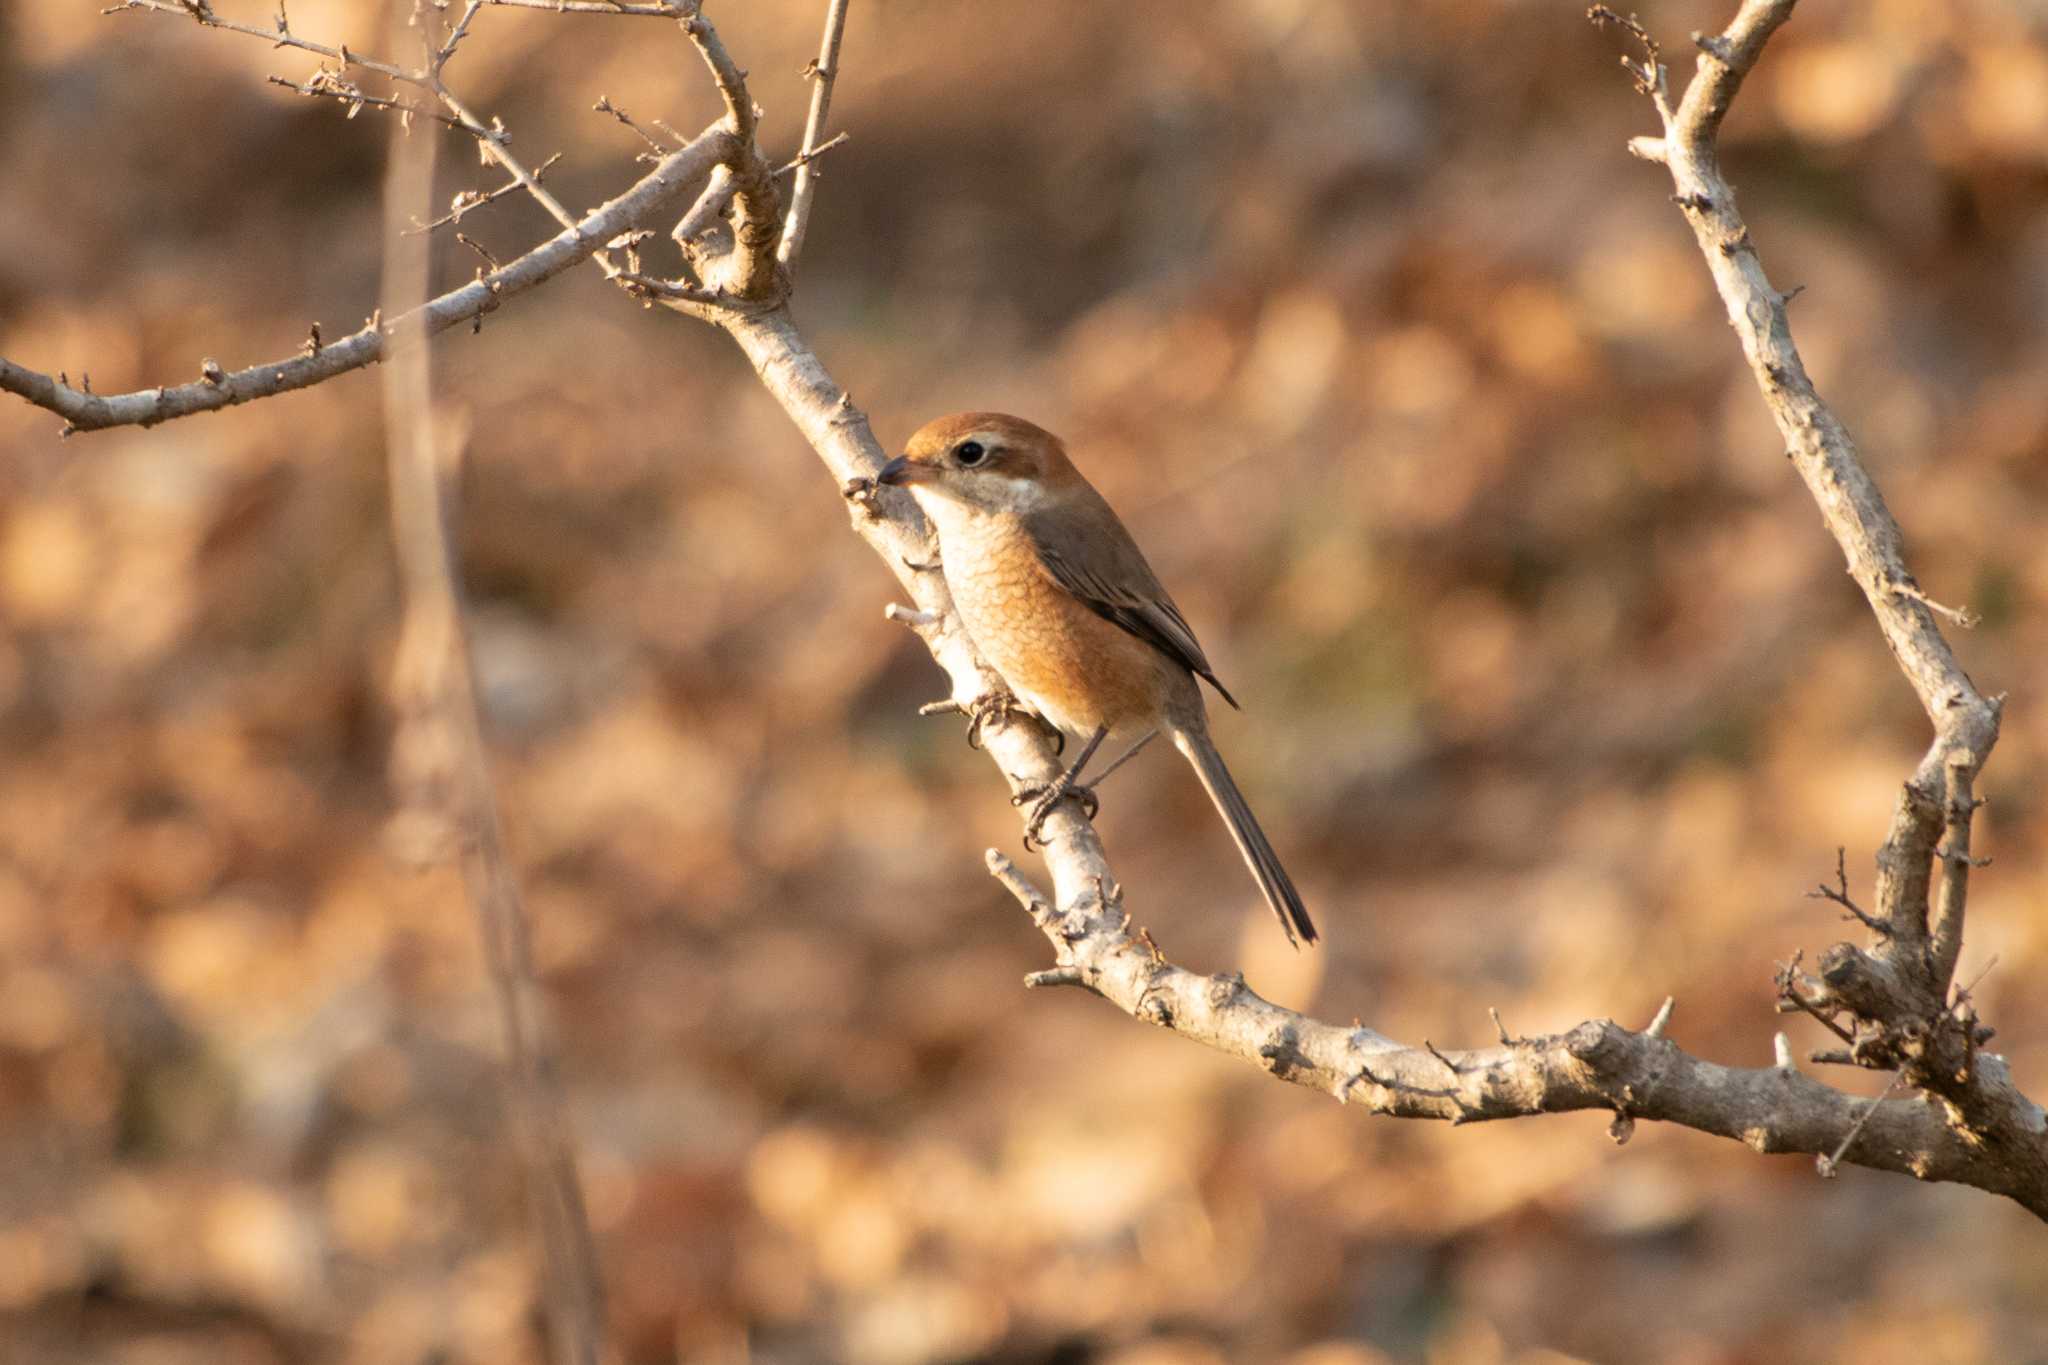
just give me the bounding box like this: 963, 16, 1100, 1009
1013, 729, 1159, 848
1084, 729, 1158, 789
919, 690, 1047, 751
1014, 725, 1114, 849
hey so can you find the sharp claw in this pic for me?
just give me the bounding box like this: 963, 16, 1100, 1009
1013, 780, 1097, 848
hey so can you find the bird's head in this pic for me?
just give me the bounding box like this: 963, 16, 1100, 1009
877, 412, 1080, 515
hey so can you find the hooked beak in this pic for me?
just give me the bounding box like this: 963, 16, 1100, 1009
876, 455, 929, 487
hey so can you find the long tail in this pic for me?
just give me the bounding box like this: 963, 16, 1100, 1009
1173, 727, 1317, 947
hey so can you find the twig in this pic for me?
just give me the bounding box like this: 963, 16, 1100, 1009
777, 0, 850, 270
108, 0, 422, 83
405, 152, 565, 234
1930, 764, 1979, 991
430, 83, 583, 239
593, 94, 678, 153
483, 0, 687, 14
267, 71, 470, 132
377, 52, 605, 1365
775, 130, 849, 178
1808, 846, 1888, 937
432, 0, 487, 71
1, 128, 731, 431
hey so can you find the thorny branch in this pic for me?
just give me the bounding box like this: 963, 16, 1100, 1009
13, 0, 2044, 1223
1588, 0, 2034, 1192
777, 0, 849, 270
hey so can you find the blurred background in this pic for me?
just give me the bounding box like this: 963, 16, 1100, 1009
2, 0, 2046, 1361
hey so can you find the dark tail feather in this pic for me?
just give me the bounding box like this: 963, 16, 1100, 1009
1174, 728, 1318, 947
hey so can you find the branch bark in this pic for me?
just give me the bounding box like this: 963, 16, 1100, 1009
0, 126, 729, 432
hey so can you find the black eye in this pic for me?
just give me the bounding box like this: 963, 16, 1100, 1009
953, 440, 987, 466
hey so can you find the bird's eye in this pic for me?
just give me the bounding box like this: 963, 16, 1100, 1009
953, 440, 987, 466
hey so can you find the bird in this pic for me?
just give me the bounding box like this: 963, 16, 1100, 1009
875, 412, 1316, 947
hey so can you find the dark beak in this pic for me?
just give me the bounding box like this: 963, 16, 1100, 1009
876, 455, 921, 486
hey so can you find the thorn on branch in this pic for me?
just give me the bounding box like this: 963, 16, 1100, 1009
1887, 580, 1981, 629
454, 231, 501, 270
1815, 1070, 1904, 1179
1644, 995, 1676, 1038
840, 473, 878, 511
304, 322, 323, 355
1955, 954, 2000, 1003
884, 602, 939, 632
1489, 1006, 1517, 1046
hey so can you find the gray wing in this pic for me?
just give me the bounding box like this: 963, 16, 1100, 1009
1021, 502, 1240, 710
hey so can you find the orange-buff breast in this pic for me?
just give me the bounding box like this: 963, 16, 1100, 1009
942, 514, 1170, 738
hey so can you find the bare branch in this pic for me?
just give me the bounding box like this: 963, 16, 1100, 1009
378, 61, 606, 1365
774, 130, 849, 179
1591, 0, 2039, 1203
1930, 761, 1980, 994
679, 0, 755, 141
678, 2, 783, 300
484, 0, 687, 14
1, 127, 732, 432
406, 152, 565, 235
593, 94, 679, 154
108, 0, 423, 84
975, 850, 2047, 1213
777, 0, 850, 272
266, 70, 472, 133
433, 0, 488, 72
429, 79, 585, 241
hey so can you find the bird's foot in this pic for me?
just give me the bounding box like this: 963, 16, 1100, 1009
918, 690, 1045, 751
1013, 776, 1100, 851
